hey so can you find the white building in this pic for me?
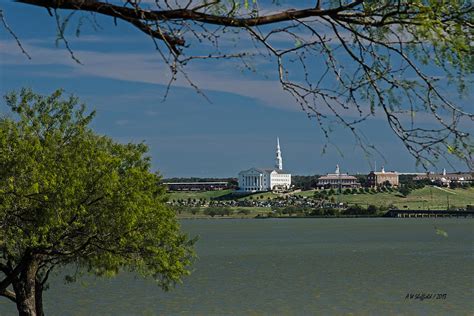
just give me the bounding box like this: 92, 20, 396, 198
238, 138, 292, 192
316, 165, 360, 189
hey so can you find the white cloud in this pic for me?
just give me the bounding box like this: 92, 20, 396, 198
0, 39, 301, 111
2, 37, 457, 126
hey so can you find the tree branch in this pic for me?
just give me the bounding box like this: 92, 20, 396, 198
0, 9, 31, 59
0, 288, 16, 303
15, 0, 363, 51
16, 0, 363, 26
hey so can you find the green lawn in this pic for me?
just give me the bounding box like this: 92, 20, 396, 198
276, 187, 473, 210
167, 189, 278, 201
238, 191, 278, 201
292, 190, 318, 197
167, 189, 234, 201
335, 186, 474, 210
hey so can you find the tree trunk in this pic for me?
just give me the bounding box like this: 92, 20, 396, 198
12, 257, 42, 316
35, 279, 45, 316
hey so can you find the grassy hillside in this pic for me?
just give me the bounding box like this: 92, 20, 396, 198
167, 190, 279, 202
168, 187, 474, 210
167, 189, 234, 201
316, 186, 474, 210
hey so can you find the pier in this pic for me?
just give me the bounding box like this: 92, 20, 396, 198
383, 209, 474, 218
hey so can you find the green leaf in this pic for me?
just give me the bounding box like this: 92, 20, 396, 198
32, 182, 39, 194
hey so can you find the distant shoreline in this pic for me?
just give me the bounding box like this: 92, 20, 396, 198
177, 213, 474, 220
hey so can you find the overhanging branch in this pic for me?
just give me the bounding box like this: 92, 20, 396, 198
16, 0, 363, 26
15, 0, 364, 50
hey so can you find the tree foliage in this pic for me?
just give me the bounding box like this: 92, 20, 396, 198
398, 185, 412, 197
291, 175, 320, 190
0, 89, 195, 315
2, 0, 474, 167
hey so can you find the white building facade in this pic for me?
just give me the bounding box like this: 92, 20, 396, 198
238, 138, 291, 192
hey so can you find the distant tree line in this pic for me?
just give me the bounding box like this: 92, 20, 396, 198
173, 206, 251, 217
166, 175, 471, 192
291, 175, 320, 190
163, 177, 238, 188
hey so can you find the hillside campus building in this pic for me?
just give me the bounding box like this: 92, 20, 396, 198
238, 138, 292, 192
413, 169, 473, 186
316, 165, 360, 189
367, 167, 399, 187
165, 181, 229, 191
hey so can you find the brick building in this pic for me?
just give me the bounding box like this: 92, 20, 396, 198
367, 167, 399, 187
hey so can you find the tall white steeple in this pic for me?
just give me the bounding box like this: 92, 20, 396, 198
275, 137, 283, 170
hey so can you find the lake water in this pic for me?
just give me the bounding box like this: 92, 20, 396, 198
0, 218, 473, 315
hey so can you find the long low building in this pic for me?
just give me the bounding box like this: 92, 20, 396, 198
414, 170, 473, 185
165, 182, 229, 191
317, 165, 360, 189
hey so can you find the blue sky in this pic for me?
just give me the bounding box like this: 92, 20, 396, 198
0, 1, 472, 177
